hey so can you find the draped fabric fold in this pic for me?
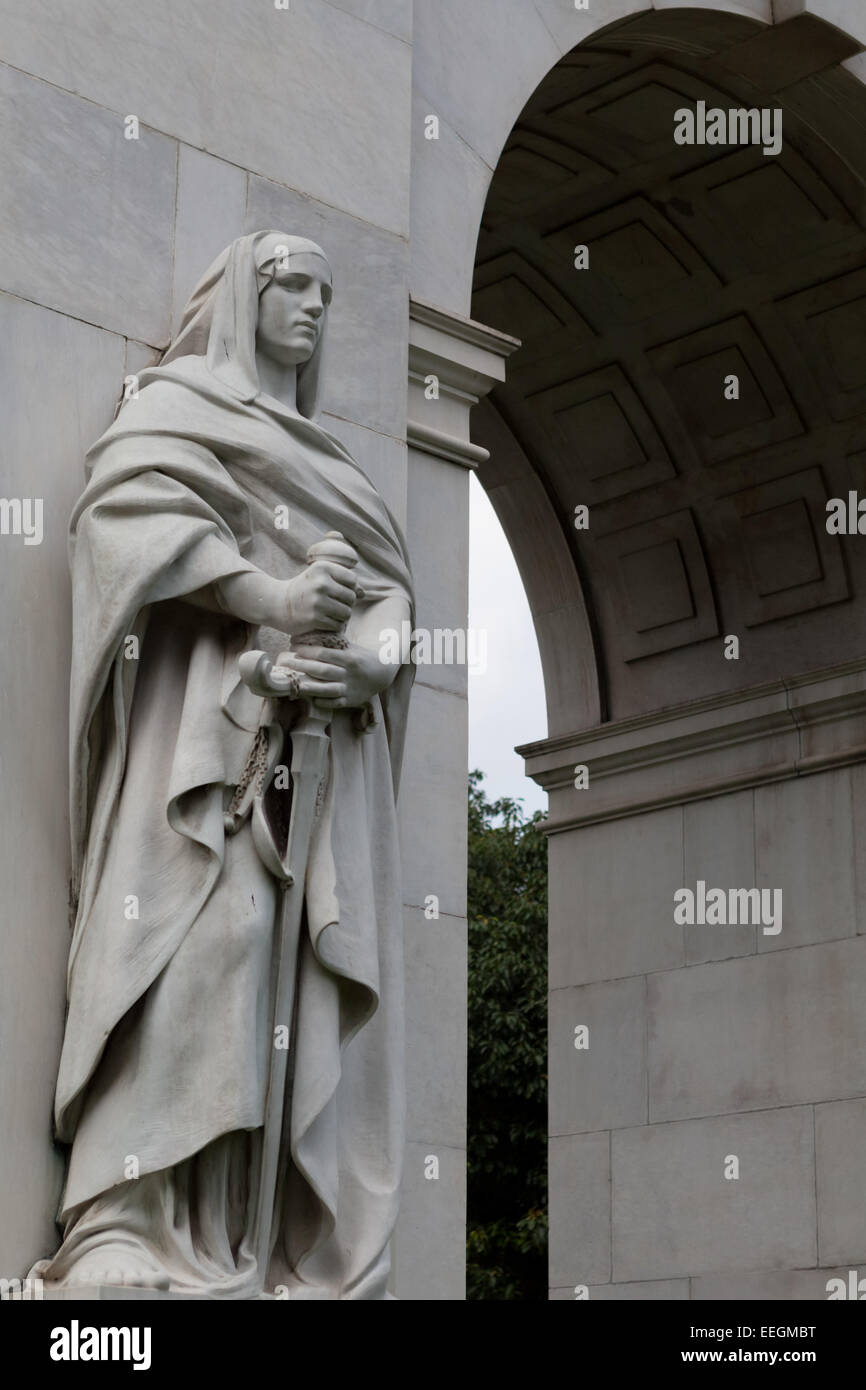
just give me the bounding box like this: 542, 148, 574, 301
36, 232, 415, 1300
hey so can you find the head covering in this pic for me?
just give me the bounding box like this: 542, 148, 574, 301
161, 231, 331, 417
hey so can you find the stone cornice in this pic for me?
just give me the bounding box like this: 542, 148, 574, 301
409, 298, 521, 359
407, 297, 520, 470
518, 658, 866, 835
405, 418, 491, 468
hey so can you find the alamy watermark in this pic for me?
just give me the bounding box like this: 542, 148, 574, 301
674, 881, 782, 936
0, 1276, 43, 1299
50, 1319, 151, 1370
674, 101, 782, 158
379, 621, 487, 676
0, 497, 42, 545
827, 1270, 866, 1299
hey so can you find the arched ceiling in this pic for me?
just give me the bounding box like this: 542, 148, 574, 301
471, 7, 866, 733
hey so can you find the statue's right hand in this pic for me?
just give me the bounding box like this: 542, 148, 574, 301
280, 560, 357, 634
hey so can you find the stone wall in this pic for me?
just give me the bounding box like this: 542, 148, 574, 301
416, 0, 866, 1299
5, 0, 866, 1304
525, 665, 866, 1296
0, 0, 441, 1298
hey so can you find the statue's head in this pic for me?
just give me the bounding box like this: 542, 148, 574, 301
161, 230, 333, 418
253, 232, 332, 372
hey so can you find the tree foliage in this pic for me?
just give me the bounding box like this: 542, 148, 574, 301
466, 769, 548, 1300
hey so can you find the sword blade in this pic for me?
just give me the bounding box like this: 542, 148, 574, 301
252, 703, 331, 1290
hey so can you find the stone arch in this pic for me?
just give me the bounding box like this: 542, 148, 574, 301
421, 3, 866, 1299
468, 5, 866, 737
409, 2, 852, 316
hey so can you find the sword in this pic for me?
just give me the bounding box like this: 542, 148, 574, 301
236, 530, 361, 1295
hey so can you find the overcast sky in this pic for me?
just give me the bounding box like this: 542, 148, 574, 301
467, 473, 548, 818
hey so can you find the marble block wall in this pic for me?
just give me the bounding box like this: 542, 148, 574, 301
0, 0, 468, 1301
524, 667, 866, 1298
6, 0, 866, 1306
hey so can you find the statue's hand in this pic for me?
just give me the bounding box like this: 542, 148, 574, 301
239, 649, 347, 704
279, 560, 357, 635
282, 641, 398, 710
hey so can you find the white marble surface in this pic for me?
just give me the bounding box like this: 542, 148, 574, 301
172, 147, 247, 337
612, 1107, 817, 1281
409, 86, 493, 316
392, 1140, 467, 1301
246, 176, 410, 440
398, 682, 469, 922
0, 292, 124, 1278
549, 1132, 611, 1288
413, 0, 559, 171
549, 977, 647, 1136
815, 1098, 866, 1266
403, 905, 467, 1147
0, 0, 411, 233
648, 938, 866, 1122
405, 447, 470, 700
0, 64, 176, 342
549, 807, 685, 987
326, 0, 412, 43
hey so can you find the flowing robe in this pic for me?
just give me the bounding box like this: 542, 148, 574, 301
42, 354, 415, 1299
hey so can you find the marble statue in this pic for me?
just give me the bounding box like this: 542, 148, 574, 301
31, 231, 415, 1300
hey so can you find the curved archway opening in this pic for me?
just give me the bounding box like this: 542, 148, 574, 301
468, 5, 866, 1301
471, 5, 866, 736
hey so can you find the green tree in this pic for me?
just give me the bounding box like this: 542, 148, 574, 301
466, 769, 548, 1300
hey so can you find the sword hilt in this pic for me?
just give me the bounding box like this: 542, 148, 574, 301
237, 531, 362, 697
285, 529, 362, 657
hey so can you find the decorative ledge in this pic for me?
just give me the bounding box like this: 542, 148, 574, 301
407, 297, 520, 470
518, 658, 866, 835
406, 419, 491, 469
409, 298, 521, 358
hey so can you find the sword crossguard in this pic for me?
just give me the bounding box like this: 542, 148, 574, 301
237, 649, 301, 699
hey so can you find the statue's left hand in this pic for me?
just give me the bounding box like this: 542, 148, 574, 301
273, 641, 398, 710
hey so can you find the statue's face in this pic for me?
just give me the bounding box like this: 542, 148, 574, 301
255, 252, 332, 367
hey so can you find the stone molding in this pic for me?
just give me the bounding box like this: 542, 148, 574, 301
518, 657, 866, 833
407, 297, 520, 469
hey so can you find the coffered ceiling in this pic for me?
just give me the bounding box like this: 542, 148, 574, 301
471, 8, 866, 731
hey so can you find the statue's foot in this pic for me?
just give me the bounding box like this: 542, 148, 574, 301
55, 1245, 170, 1291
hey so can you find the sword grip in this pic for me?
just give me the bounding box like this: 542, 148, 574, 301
278, 530, 362, 662
237, 533, 363, 696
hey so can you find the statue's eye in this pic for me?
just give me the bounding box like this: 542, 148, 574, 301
270, 270, 332, 305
